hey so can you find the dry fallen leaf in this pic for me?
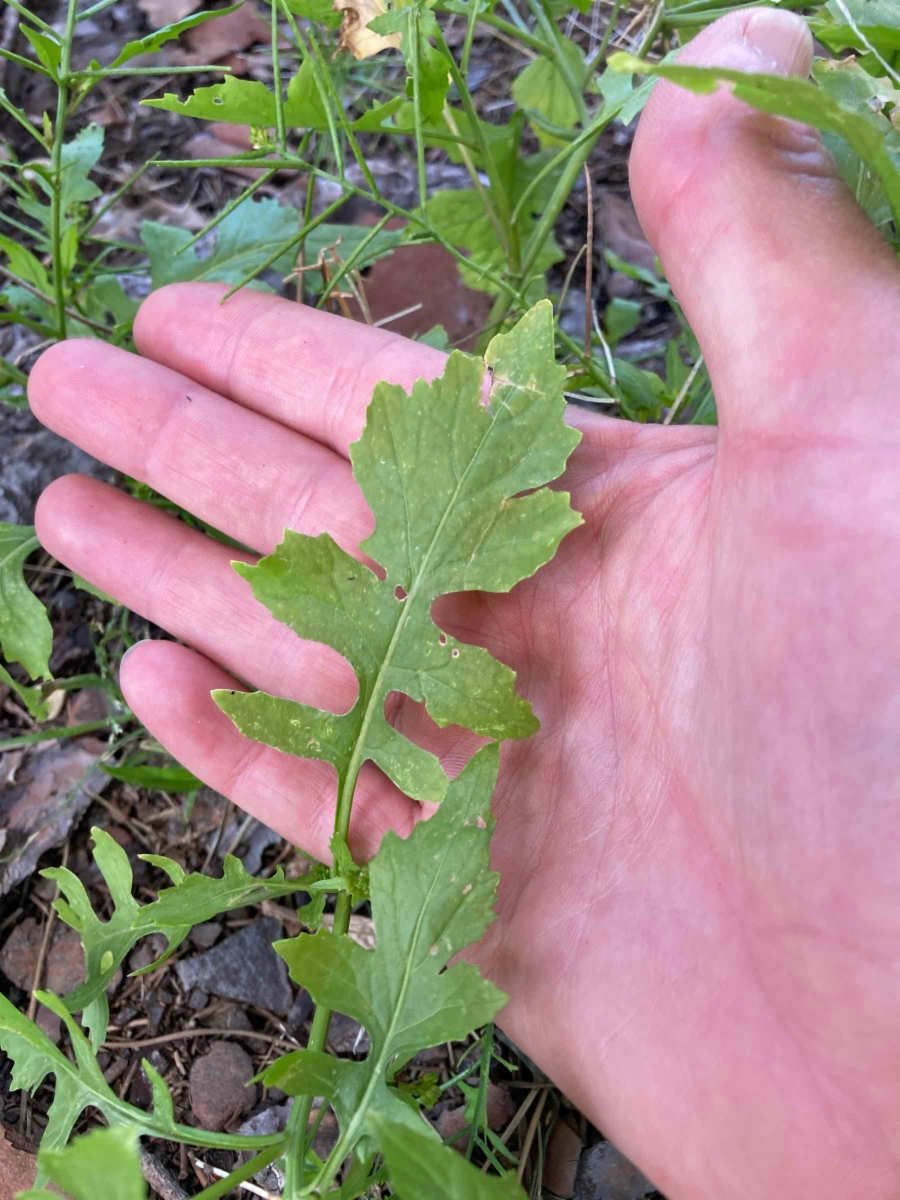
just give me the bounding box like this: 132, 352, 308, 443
0, 742, 110, 896
334, 0, 400, 60
0, 1132, 38, 1196
138, 0, 200, 28
177, 5, 270, 63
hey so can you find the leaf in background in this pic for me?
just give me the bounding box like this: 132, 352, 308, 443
283, 0, 342, 26
0, 523, 52, 681
812, 55, 899, 228
512, 41, 584, 147
41, 827, 314, 1049
372, 1114, 525, 1199
0, 662, 49, 720
0, 235, 51, 292
109, 1, 243, 68
216, 302, 581, 800
142, 196, 299, 288
142, 197, 401, 292
812, 0, 900, 54
423, 188, 562, 294
18, 125, 103, 245
610, 52, 900, 229
72, 571, 120, 603
100, 762, 202, 792
17, 1125, 146, 1200
594, 67, 656, 125
604, 296, 642, 348
264, 746, 510, 1175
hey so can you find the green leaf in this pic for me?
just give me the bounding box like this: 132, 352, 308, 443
283, 0, 343, 25
263, 746, 510, 1174
41, 827, 314, 1050
142, 196, 300, 289
812, 0, 900, 54
142, 196, 401, 293
594, 67, 656, 125
610, 52, 900, 228
21, 26, 61, 76
512, 41, 584, 147
0, 662, 49, 720
0, 235, 51, 292
372, 1114, 525, 1199
109, 2, 244, 69
100, 762, 202, 792
603, 297, 642, 348
216, 303, 581, 800
0, 523, 52, 680
17, 1125, 146, 1200
19, 125, 103, 243
422, 187, 562, 294
144, 60, 392, 130
812, 55, 900, 227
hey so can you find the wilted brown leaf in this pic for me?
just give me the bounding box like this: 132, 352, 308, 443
334, 0, 400, 60
177, 4, 270, 62
0, 742, 110, 896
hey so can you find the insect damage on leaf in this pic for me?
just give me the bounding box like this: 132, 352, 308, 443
214, 300, 582, 806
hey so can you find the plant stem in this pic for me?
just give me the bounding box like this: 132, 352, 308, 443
50, 0, 79, 341
410, 6, 429, 211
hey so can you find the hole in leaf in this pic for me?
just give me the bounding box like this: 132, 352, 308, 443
439, 634, 447, 646
394, 585, 407, 601
451, 649, 459, 658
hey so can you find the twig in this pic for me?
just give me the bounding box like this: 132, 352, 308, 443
103, 1027, 302, 1053
140, 1148, 190, 1200
193, 1159, 282, 1200
374, 302, 423, 328
516, 1088, 549, 1183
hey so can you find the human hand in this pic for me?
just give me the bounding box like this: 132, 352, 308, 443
29, 10, 900, 1198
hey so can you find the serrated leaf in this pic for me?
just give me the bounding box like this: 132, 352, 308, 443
144, 59, 397, 130
372, 1114, 525, 1199
109, 2, 244, 69
41, 827, 314, 1050
17, 126, 103, 247
263, 746, 508, 1171
610, 52, 900, 228
512, 41, 584, 147
0, 523, 52, 680
17, 1124, 146, 1200
216, 303, 581, 800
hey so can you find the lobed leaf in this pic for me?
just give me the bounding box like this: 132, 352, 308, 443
812, 0, 900, 55
108, 2, 244, 69
0, 523, 52, 680
512, 40, 584, 147
263, 745, 511, 1181
216, 303, 581, 799
41, 827, 315, 1050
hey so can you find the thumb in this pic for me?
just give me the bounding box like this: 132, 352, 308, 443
629, 10, 900, 435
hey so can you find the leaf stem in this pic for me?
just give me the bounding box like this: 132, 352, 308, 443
49, 0, 79, 340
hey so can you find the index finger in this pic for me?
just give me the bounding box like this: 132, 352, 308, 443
134, 282, 450, 458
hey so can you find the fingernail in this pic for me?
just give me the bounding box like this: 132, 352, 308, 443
120, 640, 146, 669
742, 9, 813, 76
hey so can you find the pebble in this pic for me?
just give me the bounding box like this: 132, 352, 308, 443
176, 916, 292, 1015
574, 1141, 656, 1200
190, 1042, 257, 1131
189, 920, 222, 950
327, 1011, 370, 1056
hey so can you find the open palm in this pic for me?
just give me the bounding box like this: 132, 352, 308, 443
30, 12, 899, 1199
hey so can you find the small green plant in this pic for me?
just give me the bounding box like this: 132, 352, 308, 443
1, 0, 899, 1195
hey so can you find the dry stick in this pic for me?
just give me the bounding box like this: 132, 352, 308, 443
140, 1147, 190, 1200
103, 1027, 301, 1054
516, 1088, 549, 1184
